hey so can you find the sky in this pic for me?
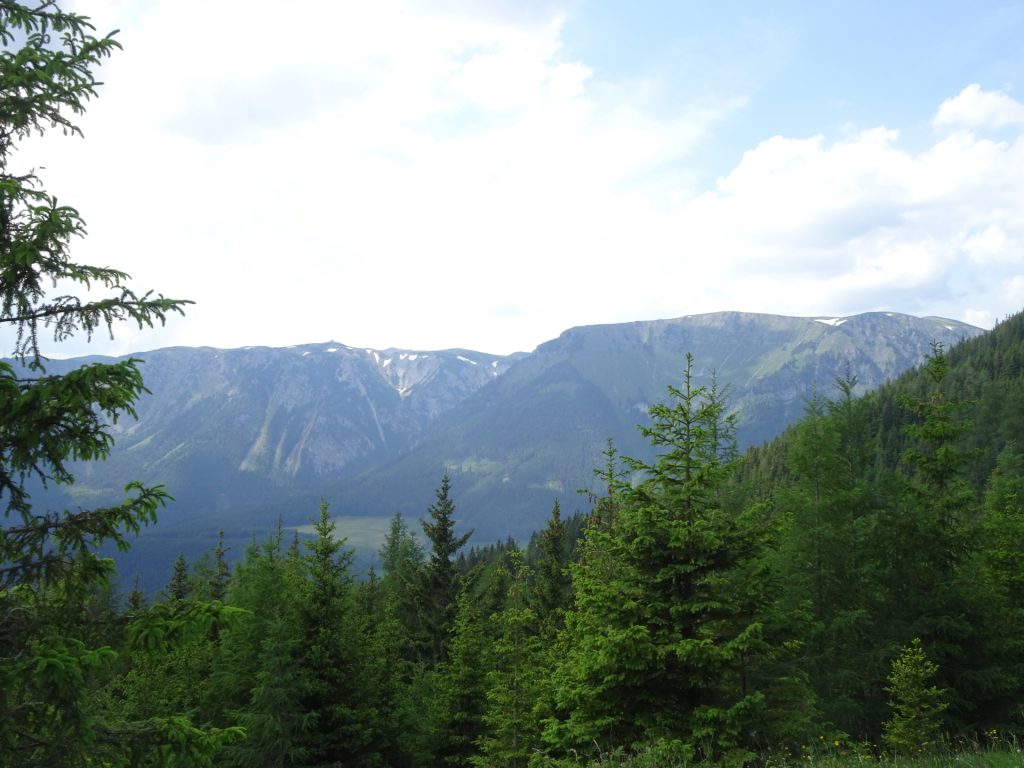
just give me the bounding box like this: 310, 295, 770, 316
9, 0, 1024, 357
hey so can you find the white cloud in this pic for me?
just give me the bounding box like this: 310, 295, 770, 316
1003, 276, 1024, 310
965, 308, 995, 328
934, 84, 1024, 130
659, 103, 1024, 327
14, 0, 738, 356
964, 224, 1020, 264
7, 9, 1023, 359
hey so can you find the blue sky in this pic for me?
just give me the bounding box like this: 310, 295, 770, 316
564, 2, 1024, 174
9, 0, 1024, 357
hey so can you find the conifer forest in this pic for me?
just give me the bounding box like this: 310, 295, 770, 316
4, 3, 1024, 766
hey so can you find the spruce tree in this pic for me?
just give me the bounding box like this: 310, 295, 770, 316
420, 473, 472, 664
382, 511, 425, 579
213, 524, 308, 768
548, 355, 770, 762
0, 3, 189, 591
774, 378, 882, 734
881, 344, 978, 727
297, 501, 379, 766
127, 574, 146, 612
435, 588, 491, 767
167, 553, 191, 602
0, 4, 252, 763
882, 639, 948, 754
967, 447, 1024, 730
212, 529, 231, 601
531, 499, 570, 635
372, 512, 438, 763
380, 511, 426, 653
475, 550, 546, 768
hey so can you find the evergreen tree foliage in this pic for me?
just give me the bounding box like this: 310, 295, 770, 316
127, 574, 146, 612
882, 639, 949, 754
382, 511, 426, 579
368, 512, 440, 764
899, 345, 974, 561
548, 355, 770, 763
978, 448, 1024, 617
435, 588, 491, 767
380, 511, 425, 655
213, 524, 309, 768
296, 501, 380, 766
0, 2, 188, 590
0, 3, 249, 763
530, 498, 571, 635
210, 507, 386, 767
357, 570, 436, 768
90, 314, 1024, 762
475, 549, 546, 768
166, 553, 190, 602
879, 345, 979, 724
101, 598, 245, 764
211, 529, 231, 601
420, 473, 472, 664
967, 447, 1024, 730
178, 530, 233, 606
774, 378, 883, 735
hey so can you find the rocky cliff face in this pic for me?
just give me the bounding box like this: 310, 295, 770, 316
35, 343, 513, 514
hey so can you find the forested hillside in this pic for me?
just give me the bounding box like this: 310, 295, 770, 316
328, 311, 982, 547
4, 2, 1024, 765
23, 311, 975, 592
9, 308, 1024, 766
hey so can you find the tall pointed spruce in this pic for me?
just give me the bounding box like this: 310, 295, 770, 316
420, 473, 472, 664
380, 511, 425, 653
548, 354, 769, 762
297, 500, 379, 766
531, 498, 571, 635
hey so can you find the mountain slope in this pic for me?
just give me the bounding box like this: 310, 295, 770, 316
29, 343, 514, 520
326, 312, 982, 541
15, 311, 983, 589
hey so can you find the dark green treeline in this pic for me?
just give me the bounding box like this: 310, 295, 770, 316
11, 313, 1024, 767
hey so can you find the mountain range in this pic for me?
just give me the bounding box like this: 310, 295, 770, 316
20, 311, 983, 587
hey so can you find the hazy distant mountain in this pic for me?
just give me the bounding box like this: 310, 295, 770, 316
31, 343, 515, 524
17, 311, 983, 587
323, 312, 983, 540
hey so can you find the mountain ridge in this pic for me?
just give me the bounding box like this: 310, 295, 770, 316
12, 310, 985, 588
318, 310, 982, 539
